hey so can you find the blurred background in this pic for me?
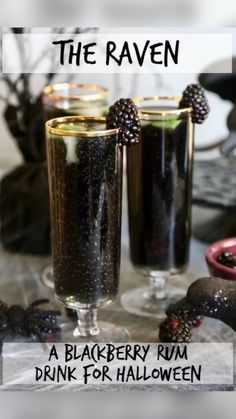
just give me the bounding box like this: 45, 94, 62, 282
0, 392, 236, 419
1, 0, 236, 26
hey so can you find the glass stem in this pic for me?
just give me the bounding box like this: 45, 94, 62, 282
74, 308, 100, 337
149, 274, 168, 300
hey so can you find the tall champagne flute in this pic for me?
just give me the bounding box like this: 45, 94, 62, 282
121, 96, 194, 319
43, 82, 109, 120
46, 116, 129, 341
42, 82, 110, 289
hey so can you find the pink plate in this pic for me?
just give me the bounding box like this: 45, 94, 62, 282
206, 237, 236, 280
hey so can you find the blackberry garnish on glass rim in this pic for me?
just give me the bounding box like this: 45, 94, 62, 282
179, 84, 210, 124
106, 98, 141, 146
162, 276, 236, 335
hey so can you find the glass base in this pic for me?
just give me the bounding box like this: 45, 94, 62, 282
58, 321, 130, 343
41, 265, 54, 289
121, 285, 186, 320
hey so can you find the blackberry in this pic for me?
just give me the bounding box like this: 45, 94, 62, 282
188, 315, 203, 328
173, 307, 203, 328
106, 98, 141, 146
159, 314, 192, 343
217, 251, 236, 269
179, 84, 210, 124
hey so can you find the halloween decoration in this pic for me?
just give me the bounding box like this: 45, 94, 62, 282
0, 299, 61, 342
160, 276, 236, 342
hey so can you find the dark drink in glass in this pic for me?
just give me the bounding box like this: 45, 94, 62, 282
46, 116, 129, 341
42, 83, 109, 289
121, 97, 194, 319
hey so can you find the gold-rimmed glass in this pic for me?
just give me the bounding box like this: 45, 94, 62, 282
46, 116, 129, 341
43, 82, 109, 118
121, 96, 194, 319
42, 83, 110, 289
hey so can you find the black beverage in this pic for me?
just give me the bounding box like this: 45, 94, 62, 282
41, 84, 109, 292
46, 119, 122, 308
127, 112, 193, 272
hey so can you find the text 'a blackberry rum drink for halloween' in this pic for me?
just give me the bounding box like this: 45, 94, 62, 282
46, 116, 129, 342
42, 83, 109, 289
121, 87, 209, 319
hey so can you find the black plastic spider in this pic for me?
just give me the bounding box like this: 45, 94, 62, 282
0, 299, 61, 342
